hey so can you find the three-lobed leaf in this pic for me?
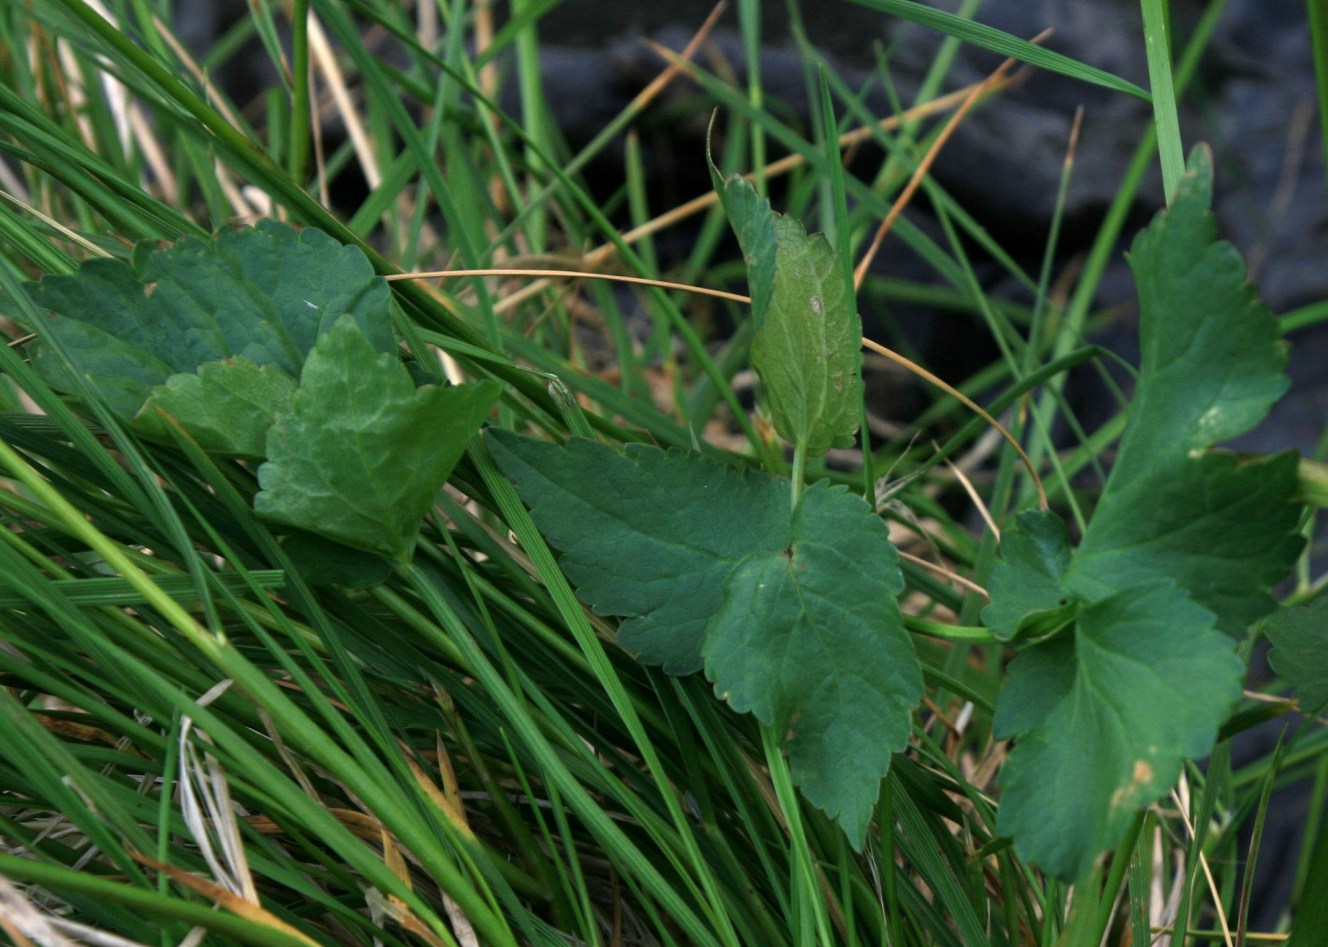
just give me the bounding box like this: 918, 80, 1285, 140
986, 147, 1303, 880
487, 429, 788, 674
256, 317, 499, 564
490, 431, 921, 844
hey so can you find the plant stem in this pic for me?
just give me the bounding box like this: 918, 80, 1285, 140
790, 442, 807, 508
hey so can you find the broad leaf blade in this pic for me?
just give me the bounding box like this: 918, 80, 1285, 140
706, 481, 922, 846
255, 318, 498, 563
1066, 148, 1301, 635
994, 583, 1243, 880
1068, 451, 1302, 634
988, 147, 1303, 881
134, 358, 298, 457
26, 221, 393, 422
981, 510, 1074, 641
487, 430, 788, 673
1266, 598, 1328, 714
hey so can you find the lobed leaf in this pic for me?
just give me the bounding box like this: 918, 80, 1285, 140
133, 358, 297, 457
255, 318, 499, 564
987, 147, 1303, 880
487, 430, 788, 674
706, 481, 921, 846
981, 510, 1073, 642
25, 220, 394, 433
491, 432, 923, 844
1266, 598, 1328, 714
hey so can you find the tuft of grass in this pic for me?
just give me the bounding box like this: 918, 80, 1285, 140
0, 1, 1321, 944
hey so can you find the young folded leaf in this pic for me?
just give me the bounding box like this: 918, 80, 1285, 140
710, 157, 862, 457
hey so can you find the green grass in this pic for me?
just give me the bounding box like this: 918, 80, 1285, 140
0, 0, 1323, 944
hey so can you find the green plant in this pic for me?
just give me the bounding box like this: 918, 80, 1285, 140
1, 0, 1326, 944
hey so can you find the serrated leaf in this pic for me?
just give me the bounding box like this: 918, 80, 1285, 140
711, 170, 862, 456
133, 358, 298, 457
1062, 147, 1302, 635
490, 432, 924, 843
994, 583, 1243, 880
707, 147, 777, 327
255, 318, 499, 563
981, 510, 1074, 641
1266, 598, 1328, 713
705, 481, 922, 846
487, 430, 788, 674
988, 147, 1304, 881
25, 220, 394, 422
1068, 451, 1301, 634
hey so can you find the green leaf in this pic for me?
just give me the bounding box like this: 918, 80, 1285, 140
705, 481, 922, 846
487, 430, 788, 674
278, 530, 393, 590
987, 147, 1303, 881
25, 220, 394, 422
981, 510, 1074, 641
842, 0, 1150, 103
707, 146, 777, 328
711, 172, 862, 457
255, 318, 499, 564
1064, 147, 1301, 634
133, 358, 298, 457
1067, 451, 1301, 635
994, 583, 1243, 880
1266, 598, 1328, 714
490, 432, 923, 843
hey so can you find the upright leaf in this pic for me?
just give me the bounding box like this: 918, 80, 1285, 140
1067, 146, 1301, 633
987, 147, 1303, 880
711, 169, 862, 456
255, 317, 498, 564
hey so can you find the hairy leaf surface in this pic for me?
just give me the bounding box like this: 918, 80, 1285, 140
1266, 599, 1328, 714
256, 318, 498, 563
706, 481, 921, 845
